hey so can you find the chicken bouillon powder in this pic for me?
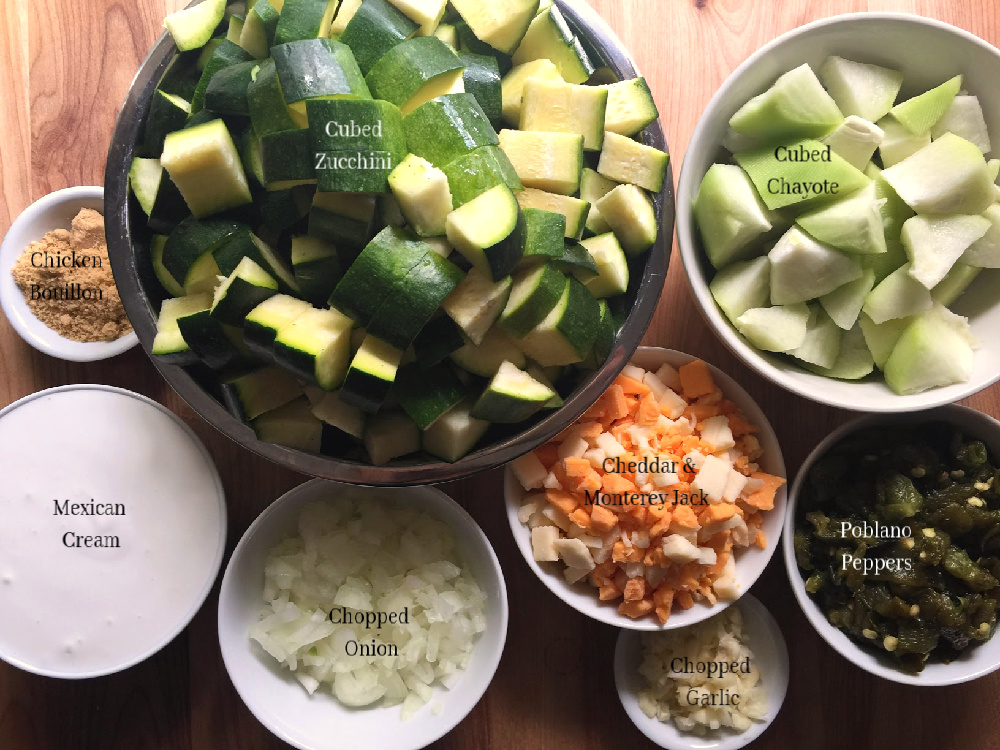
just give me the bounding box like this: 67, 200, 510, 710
11, 208, 132, 342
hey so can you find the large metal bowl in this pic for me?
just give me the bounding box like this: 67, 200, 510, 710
105, 0, 673, 485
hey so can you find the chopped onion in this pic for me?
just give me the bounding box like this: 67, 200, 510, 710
249, 497, 488, 720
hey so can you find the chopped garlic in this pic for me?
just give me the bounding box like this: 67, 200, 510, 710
637, 604, 767, 735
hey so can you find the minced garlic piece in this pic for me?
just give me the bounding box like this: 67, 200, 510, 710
637, 605, 767, 735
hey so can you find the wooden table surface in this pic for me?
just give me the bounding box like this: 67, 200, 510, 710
3, 1, 1000, 748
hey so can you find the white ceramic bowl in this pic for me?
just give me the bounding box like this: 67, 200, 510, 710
0, 186, 138, 360
0, 385, 226, 679
504, 347, 787, 631
677, 13, 1000, 413
614, 594, 789, 750
783, 404, 1000, 686
218, 478, 509, 750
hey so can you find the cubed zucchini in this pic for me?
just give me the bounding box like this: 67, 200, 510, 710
516, 276, 600, 366
471, 360, 554, 422
500, 58, 562, 127
161, 119, 253, 218
498, 262, 565, 336
498, 128, 583, 195
244, 293, 314, 359
441, 145, 521, 207
441, 266, 512, 345
388, 153, 454, 236
152, 294, 213, 364
595, 184, 657, 255
597, 131, 669, 193
445, 183, 526, 280
520, 77, 607, 151
210, 256, 280, 325
602, 77, 659, 136
450, 0, 539, 55
366, 36, 465, 115
421, 398, 489, 462
511, 6, 593, 84
515, 188, 590, 240
340, 334, 404, 412
222, 366, 304, 421
403, 92, 499, 167
273, 307, 355, 390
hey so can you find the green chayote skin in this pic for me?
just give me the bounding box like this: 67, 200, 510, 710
795, 422, 1000, 673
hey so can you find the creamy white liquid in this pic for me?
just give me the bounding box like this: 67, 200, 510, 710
0, 388, 225, 676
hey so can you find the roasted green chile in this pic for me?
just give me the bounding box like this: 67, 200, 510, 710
794, 422, 1000, 673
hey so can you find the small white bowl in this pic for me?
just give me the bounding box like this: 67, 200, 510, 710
0, 186, 138, 361
218, 478, 509, 750
614, 594, 789, 750
783, 404, 1000, 686
677, 13, 1000, 413
504, 346, 787, 631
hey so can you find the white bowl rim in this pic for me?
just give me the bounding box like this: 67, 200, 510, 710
504, 346, 787, 631
0, 383, 227, 679
613, 593, 790, 750
217, 477, 510, 750
0, 185, 138, 362
676, 11, 1000, 413
782, 403, 1000, 686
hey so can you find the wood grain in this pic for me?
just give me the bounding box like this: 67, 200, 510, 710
2, 1, 1000, 748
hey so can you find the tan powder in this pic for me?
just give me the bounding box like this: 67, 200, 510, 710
11, 208, 132, 342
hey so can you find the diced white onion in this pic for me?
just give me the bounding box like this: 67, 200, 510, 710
250, 498, 488, 721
